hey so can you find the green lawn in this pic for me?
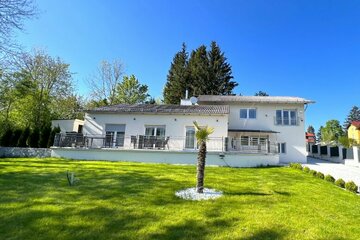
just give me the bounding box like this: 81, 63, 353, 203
0, 158, 359, 240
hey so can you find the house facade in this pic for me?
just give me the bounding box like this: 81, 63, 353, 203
52, 95, 314, 165
197, 95, 314, 163
348, 121, 360, 144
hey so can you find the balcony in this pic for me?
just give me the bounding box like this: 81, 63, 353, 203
274, 117, 300, 126
53, 133, 279, 154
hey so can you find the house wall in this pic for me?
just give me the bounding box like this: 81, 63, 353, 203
83, 112, 228, 150
348, 125, 360, 144
52, 119, 84, 133
51, 148, 279, 167
200, 102, 307, 163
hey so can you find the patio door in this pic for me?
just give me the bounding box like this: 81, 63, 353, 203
185, 127, 196, 149
105, 124, 126, 147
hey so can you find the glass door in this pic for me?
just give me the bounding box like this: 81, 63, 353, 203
185, 127, 196, 149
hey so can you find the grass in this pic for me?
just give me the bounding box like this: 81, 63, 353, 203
0, 158, 359, 240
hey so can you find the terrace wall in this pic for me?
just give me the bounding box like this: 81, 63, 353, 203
0, 147, 52, 158
51, 148, 280, 168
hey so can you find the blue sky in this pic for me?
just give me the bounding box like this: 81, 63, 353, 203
16, 0, 360, 132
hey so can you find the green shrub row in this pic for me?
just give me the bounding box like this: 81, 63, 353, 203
289, 163, 358, 194
0, 126, 60, 148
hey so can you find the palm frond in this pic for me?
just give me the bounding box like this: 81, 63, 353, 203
193, 121, 214, 143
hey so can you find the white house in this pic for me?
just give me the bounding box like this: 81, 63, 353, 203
197, 95, 314, 163
51, 95, 314, 166
51, 119, 84, 133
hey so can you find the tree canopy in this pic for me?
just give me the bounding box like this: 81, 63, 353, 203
114, 75, 149, 104
163, 42, 238, 104
320, 120, 344, 144
343, 106, 360, 130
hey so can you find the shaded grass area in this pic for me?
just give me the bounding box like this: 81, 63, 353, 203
0, 158, 359, 239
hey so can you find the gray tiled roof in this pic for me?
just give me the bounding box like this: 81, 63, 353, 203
86, 104, 229, 115
198, 95, 315, 104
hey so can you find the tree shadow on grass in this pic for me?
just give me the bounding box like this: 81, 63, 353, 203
240, 229, 288, 240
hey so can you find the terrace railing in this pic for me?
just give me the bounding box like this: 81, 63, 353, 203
53, 133, 279, 154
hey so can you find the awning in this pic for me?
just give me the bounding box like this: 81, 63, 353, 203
228, 129, 280, 134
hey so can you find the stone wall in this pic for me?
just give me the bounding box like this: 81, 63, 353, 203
0, 147, 52, 158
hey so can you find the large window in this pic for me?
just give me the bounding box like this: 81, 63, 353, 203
145, 125, 166, 137
185, 127, 196, 149
105, 124, 126, 147
240, 108, 257, 119
275, 110, 297, 126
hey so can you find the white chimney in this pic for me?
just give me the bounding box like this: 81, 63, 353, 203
185, 89, 189, 99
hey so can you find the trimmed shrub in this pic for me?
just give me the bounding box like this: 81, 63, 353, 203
324, 175, 335, 183
345, 181, 358, 193
17, 127, 30, 147
0, 128, 13, 147
335, 178, 345, 188
47, 126, 61, 148
39, 125, 52, 148
289, 163, 303, 170
309, 170, 317, 176
9, 129, 22, 147
303, 167, 310, 173
316, 172, 325, 179
28, 127, 40, 148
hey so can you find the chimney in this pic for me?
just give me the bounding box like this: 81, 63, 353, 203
185, 89, 189, 99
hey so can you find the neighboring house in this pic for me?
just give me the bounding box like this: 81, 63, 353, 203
348, 121, 360, 144
52, 95, 314, 165
306, 132, 316, 143
51, 119, 84, 133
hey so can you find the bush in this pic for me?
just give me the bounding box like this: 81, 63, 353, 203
17, 127, 30, 147
335, 178, 345, 188
345, 181, 358, 193
28, 127, 40, 148
309, 170, 317, 176
316, 172, 325, 179
303, 167, 310, 173
39, 125, 52, 148
47, 126, 61, 148
0, 128, 13, 147
289, 163, 303, 170
9, 129, 22, 147
324, 175, 335, 183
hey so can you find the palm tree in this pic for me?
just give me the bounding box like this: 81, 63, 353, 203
193, 121, 214, 193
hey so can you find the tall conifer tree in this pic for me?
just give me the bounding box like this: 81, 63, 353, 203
163, 43, 190, 104
343, 106, 360, 130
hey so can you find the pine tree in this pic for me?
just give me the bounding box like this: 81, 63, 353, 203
255, 91, 269, 96
307, 125, 315, 134
343, 106, 360, 130
317, 126, 323, 143
188, 45, 210, 95
163, 42, 237, 103
208, 41, 237, 95
163, 43, 191, 104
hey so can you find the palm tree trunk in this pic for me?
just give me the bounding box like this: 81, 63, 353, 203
196, 141, 207, 193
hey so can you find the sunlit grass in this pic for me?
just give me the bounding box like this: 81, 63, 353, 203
0, 158, 359, 239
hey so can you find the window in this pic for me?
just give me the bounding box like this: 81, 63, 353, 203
278, 142, 286, 154
275, 110, 297, 126
240, 109, 248, 119
145, 125, 166, 137
240, 108, 257, 119
240, 136, 249, 146
250, 137, 259, 146
249, 109, 257, 119
185, 127, 196, 149
105, 124, 126, 147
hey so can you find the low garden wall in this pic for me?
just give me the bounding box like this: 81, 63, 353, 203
51, 148, 280, 168
0, 147, 52, 158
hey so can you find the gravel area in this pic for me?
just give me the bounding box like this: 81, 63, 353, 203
175, 187, 223, 201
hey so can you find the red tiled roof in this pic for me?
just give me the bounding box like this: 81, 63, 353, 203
351, 121, 360, 128
306, 132, 315, 137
